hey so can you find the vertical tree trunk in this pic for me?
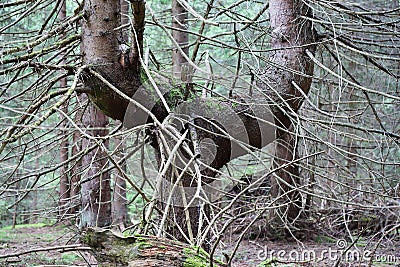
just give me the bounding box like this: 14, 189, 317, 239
130, 0, 145, 74
120, 0, 130, 44
59, 99, 70, 218
81, 0, 140, 121
80, 0, 145, 228
257, 0, 316, 228
31, 157, 39, 223
58, 0, 70, 220
112, 130, 129, 230
172, 0, 189, 80
80, 100, 112, 227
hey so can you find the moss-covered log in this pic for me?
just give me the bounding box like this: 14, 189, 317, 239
80, 227, 226, 267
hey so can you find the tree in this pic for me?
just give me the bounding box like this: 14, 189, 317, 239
256, 0, 316, 228
80, 0, 313, 243
80, 100, 112, 227
1, 0, 399, 264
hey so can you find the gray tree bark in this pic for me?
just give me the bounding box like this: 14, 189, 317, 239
80, 97, 111, 228
112, 132, 129, 230
172, 0, 189, 80
257, 0, 316, 227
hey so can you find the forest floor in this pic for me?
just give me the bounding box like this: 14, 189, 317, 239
0, 224, 399, 267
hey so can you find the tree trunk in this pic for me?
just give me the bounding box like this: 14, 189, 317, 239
80, 0, 144, 229
81, 227, 226, 267
130, 0, 145, 75
112, 132, 129, 230
257, 0, 316, 227
70, 130, 81, 215
172, 0, 189, 80
120, 0, 130, 43
59, 98, 70, 219
81, 0, 140, 121
80, 100, 112, 228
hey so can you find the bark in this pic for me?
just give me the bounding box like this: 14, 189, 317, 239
120, 0, 130, 43
112, 133, 129, 230
81, 227, 226, 267
172, 0, 189, 80
130, 0, 145, 75
81, 0, 141, 120
256, 0, 316, 225
80, 0, 145, 229
69, 93, 84, 217
80, 101, 112, 228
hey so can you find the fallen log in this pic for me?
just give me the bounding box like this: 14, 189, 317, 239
80, 227, 226, 267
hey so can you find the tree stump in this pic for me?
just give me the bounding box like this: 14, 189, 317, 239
80, 227, 225, 267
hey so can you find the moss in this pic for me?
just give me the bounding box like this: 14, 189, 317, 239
140, 67, 149, 83
79, 229, 96, 247
182, 247, 210, 267
61, 252, 81, 264
191, 246, 210, 259
183, 256, 208, 267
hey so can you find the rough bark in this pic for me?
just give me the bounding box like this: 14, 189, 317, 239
81, 227, 226, 267
81, 0, 140, 120
80, 0, 146, 229
130, 0, 145, 75
172, 0, 189, 80
256, 0, 316, 225
120, 0, 130, 43
80, 101, 112, 228
112, 133, 129, 230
